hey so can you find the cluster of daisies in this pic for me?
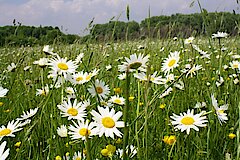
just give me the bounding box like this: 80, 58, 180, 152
0, 86, 38, 160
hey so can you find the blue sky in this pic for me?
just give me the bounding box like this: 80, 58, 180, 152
0, 0, 238, 35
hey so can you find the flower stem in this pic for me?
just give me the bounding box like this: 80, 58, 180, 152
86, 136, 91, 160
123, 70, 130, 159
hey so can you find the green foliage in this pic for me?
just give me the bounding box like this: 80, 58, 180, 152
87, 11, 240, 42
0, 25, 80, 46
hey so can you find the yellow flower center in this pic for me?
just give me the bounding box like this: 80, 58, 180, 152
102, 117, 115, 128
233, 64, 239, 69
0, 128, 12, 136
168, 59, 176, 67
114, 98, 122, 104
96, 87, 103, 94
0, 102, 4, 107
76, 157, 81, 160
129, 62, 142, 69
76, 76, 84, 82
67, 108, 78, 116
181, 116, 195, 125
218, 110, 224, 114
57, 62, 68, 70
86, 74, 92, 81
79, 128, 91, 136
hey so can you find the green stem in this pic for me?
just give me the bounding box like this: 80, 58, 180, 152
86, 136, 91, 160
237, 101, 240, 160
135, 81, 140, 158
123, 70, 130, 160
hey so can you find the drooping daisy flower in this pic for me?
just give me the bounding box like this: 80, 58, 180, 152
0, 141, 9, 160
88, 79, 110, 100
0, 120, 23, 141
57, 125, 68, 137
109, 95, 125, 105
74, 53, 84, 64
170, 109, 208, 134
57, 98, 86, 121
184, 64, 202, 78
118, 73, 126, 80
17, 108, 38, 121
134, 71, 165, 84
0, 87, 8, 97
216, 76, 224, 87
118, 53, 149, 72
212, 32, 228, 39
117, 145, 138, 159
159, 87, 173, 98
33, 58, 49, 68
211, 94, 228, 125
68, 120, 98, 140
43, 45, 55, 55
48, 56, 77, 79
174, 80, 184, 90
36, 85, 49, 96
7, 62, 16, 72
91, 106, 124, 139
161, 51, 180, 74
106, 65, 112, 71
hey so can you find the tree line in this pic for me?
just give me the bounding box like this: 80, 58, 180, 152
89, 11, 240, 41
0, 25, 80, 46
0, 11, 240, 46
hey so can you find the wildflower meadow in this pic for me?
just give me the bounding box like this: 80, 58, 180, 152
0, 31, 240, 160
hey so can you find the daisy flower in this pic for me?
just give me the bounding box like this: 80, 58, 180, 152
71, 71, 87, 85
7, 62, 16, 72
159, 87, 173, 98
91, 106, 124, 139
72, 151, 85, 160
212, 32, 228, 39
134, 71, 165, 84
57, 125, 68, 137
88, 79, 110, 100
109, 95, 125, 105
0, 141, 9, 160
36, 85, 49, 96
57, 98, 87, 121
185, 64, 202, 78
33, 58, 49, 68
17, 108, 38, 121
85, 69, 99, 82
48, 56, 77, 79
170, 109, 208, 134
229, 61, 240, 70
118, 53, 149, 72
0, 87, 8, 97
118, 73, 126, 80
161, 51, 180, 74
43, 45, 55, 55
211, 94, 228, 125
0, 120, 23, 141
68, 120, 98, 140
74, 53, 84, 64
184, 37, 194, 44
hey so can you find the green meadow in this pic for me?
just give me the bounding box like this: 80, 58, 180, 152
0, 35, 240, 160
